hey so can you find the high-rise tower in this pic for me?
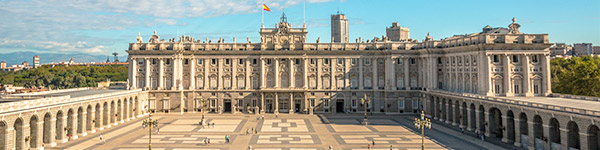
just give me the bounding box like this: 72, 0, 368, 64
33, 55, 40, 68
331, 12, 349, 43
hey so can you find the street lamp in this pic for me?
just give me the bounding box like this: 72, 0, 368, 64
199, 97, 208, 126
142, 113, 159, 150
361, 94, 370, 125
414, 110, 432, 150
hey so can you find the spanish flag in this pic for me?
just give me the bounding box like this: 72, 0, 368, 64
263, 4, 271, 12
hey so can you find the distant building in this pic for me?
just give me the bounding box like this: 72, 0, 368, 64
593, 46, 600, 55
33, 55, 40, 68
0, 61, 5, 69
573, 43, 593, 56
550, 43, 573, 58
21, 61, 28, 68
331, 12, 349, 43
68, 57, 75, 65
386, 22, 410, 41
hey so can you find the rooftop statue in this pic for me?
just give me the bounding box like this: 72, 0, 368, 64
508, 17, 522, 34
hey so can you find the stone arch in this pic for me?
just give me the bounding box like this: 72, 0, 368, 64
489, 107, 503, 138
30, 115, 39, 148
454, 100, 460, 125
441, 99, 446, 121
519, 113, 528, 148
56, 110, 64, 142
448, 99, 454, 123
103, 102, 109, 125
43, 112, 52, 145
478, 105, 485, 134
110, 101, 115, 124
123, 98, 128, 120
505, 110, 515, 143
588, 125, 599, 150
533, 115, 544, 149
461, 102, 468, 127
0, 121, 6, 149
129, 97, 133, 118
117, 99, 122, 122
567, 121, 580, 149
67, 108, 74, 139
77, 107, 84, 134
429, 96, 435, 117
549, 118, 561, 146
14, 118, 23, 150
135, 96, 139, 116
469, 103, 476, 130
95, 103, 101, 128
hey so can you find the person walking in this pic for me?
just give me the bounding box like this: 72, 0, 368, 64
157, 127, 160, 135
100, 134, 106, 144
390, 145, 393, 150
207, 138, 211, 146
368, 143, 371, 150
372, 140, 375, 146
204, 138, 207, 145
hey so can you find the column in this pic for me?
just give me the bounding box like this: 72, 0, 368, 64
359, 58, 364, 90
204, 58, 209, 89
218, 58, 223, 90
522, 55, 532, 96
60, 115, 69, 143
542, 54, 552, 95
445, 102, 451, 124
484, 112, 491, 137
80, 111, 87, 136
129, 58, 136, 89
172, 58, 178, 90
433, 99, 438, 120
504, 54, 513, 96
459, 104, 465, 128
274, 93, 279, 113
560, 128, 568, 150
475, 109, 481, 133
232, 58, 237, 89
514, 118, 522, 147
303, 58, 308, 89
373, 58, 378, 89
260, 93, 265, 114
275, 58, 280, 88
261, 58, 266, 88
467, 107, 473, 131
158, 58, 164, 90
386, 57, 395, 90
144, 58, 151, 89
190, 58, 195, 90
502, 115, 510, 143
246, 58, 251, 90
331, 58, 336, 89
344, 58, 350, 89
317, 59, 322, 89
289, 93, 294, 114
48, 117, 57, 146
35, 120, 44, 149
403, 57, 410, 90
289, 58, 295, 88
485, 55, 494, 96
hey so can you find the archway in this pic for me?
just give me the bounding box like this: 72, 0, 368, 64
123, 98, 128, 119
117, 100, 122, 122
549, 118, 560, 149
77, 107, 84, 134
454, 101, 460, 125
43, 113, 52, 144
30, 115, 39, 148
469, 103, 476, 130
478, 105, 485, 134
429, 96, 435, 117
506, 110, 515, 143
135, 96, 139, 116
110, 101, 115, 124
14, 118, 23, 150
588, 125, 599, 150
489, 108, 503, 138
447, 99, 453, 123
519, 113, 529, 148
533, 115, 544, 150
441, 99, 446, 121
56, 110, 64, 142
567, 121, 580, 149
67, 109, 74, 139
95, 104, 101, 128
0, 121, 6, 149
462, 102, 468, 127
103, 102, 108, 126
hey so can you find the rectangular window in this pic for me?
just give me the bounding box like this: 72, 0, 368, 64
211, 99, 216, 107
512, 55, 519, 63
184, 59, 189, 65
166, 59, 171, 65
398, 100, 405, 109
310, 99, 315, 107
514, 84, 520, 94
324, 99, 330, 107
532, 55, 539, 63
495, 84, 501, 94
410, 58, 416, 64
337, 58, 343, 64
413, 100, 419, 109
352, 99, 357, 108
473, 56, 477, 64
137, 59, 143, 65
365, 59, 371, 65
152, 59, 157, 64
534, 85, 539, 94
252, 59, 257, 65
197, 59, 203, 64
493, 55, 500, 63
351, 58, 357, 65
267, 59, 272, 64
296, 59, 301, 64
437, 57, 442, 64
225, 59, 230, 65
397, 58, 402, 64
239, 59, 244, 65
378, 58, 384, 64
252, 100, 257, 107
212, 59, 217, 65
310, 59, 315, 64
324, 58, 329, 64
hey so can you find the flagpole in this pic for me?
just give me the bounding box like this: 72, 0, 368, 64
303, 0, 306, 25
261, 5, 264, 28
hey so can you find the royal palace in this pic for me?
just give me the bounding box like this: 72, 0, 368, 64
126, 14, 551, 115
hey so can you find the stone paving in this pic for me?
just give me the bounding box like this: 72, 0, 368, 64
48, 113, 510, 150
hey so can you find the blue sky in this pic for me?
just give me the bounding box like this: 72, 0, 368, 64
0, 0, 598, 56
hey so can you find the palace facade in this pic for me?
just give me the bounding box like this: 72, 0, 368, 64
126, 14, 552, 115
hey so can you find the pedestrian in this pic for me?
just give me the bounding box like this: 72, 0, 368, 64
372, 140, 375, 146
368, 143, 371, 150
100, 134, 105, 144
262, 115, 265, 120
68, 134, 71, 141
248, 145, 252, 150
246, 129, 249, 135
275, 112, 278, 118
481, 134, 485, 141
255, 129, 258, 134
329, 145, 332, 150
390, 145, 393, 150
461, 127, 465, 134
204, 138, 207, 145
208, 138, 211, 146
251, 128, 254, 133
157, 127, 160, 135
225, 135, 229, 143
212, 122, 215, 128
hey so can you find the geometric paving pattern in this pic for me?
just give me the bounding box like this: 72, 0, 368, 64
252, 134, 321, 144
131, 134, 236, 145
260, 119, 313, 132
160, 119, 244, 133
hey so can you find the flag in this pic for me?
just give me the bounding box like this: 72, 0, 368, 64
263, 4, 271, 12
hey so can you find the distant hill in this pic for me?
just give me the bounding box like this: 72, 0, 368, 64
0, 51, 128, 66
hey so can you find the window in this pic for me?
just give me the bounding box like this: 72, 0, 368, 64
514, 84, 520, 94
512, 55, 519, 63
378, 58, 384, 64
225, 59, 230, 65
237, 99, 243, 107
365, 59, 371, 65
398, 100, 405, 109
324, 58, 329, 64
473, 56, 477, 64
210, 99, 216, 107
352, 99, 357, 108
212, 59, 217, 65
295, 59, 301, 64
532, 55, 539, 63
437, 57, 442, 64
310, 99, 315, 107
410, 58, 416, 64
324, 99, 330, 107
184, 59, 189, 65
337, 58, 343, 64
166, 59, 171, 65
534, 84, 539, 94
137, 59, 143, 65
197, 59, 203, 64
412, 100, 419, 109
152, 59, 157, 64
397, 58, 402, 64
267, 59, 272, 64
239, 59, 244, 65
310, 59, 316, 64
351, 58, 357, 65
495, 84, 501, 94
253, 59, 258, 64
493, 55, 500, 63
252, 99, 257, 107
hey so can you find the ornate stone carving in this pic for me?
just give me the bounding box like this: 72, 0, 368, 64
508, 17, 522, 34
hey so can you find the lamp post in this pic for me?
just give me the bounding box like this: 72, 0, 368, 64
414, 110, 431, 150
199, 97, 208, 126
361, 94, 370, 125
142, 113, 159, 150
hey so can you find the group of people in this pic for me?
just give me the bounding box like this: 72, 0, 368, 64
366, 140, 395, 150
246, 128, 257, 135
200, 122, 216, 129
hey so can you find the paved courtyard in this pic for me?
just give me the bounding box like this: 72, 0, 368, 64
48, 113, 509, 150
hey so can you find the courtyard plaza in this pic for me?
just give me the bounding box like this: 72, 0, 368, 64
47, 113, 510, 150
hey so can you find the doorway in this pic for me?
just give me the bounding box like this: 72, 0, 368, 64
336, 100, 344, 113
224, 100, 232, 113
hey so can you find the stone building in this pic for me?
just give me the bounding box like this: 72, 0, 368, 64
331, 12, 349, 43
573, 43, 593, 56
550, 43, 572, 57
126, 14, 552, 115
386, 22, 410, 41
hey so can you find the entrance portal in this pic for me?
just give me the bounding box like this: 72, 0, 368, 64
224, 100, 232, 113
336, 100, 344, 113
295, 104, 301, 112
